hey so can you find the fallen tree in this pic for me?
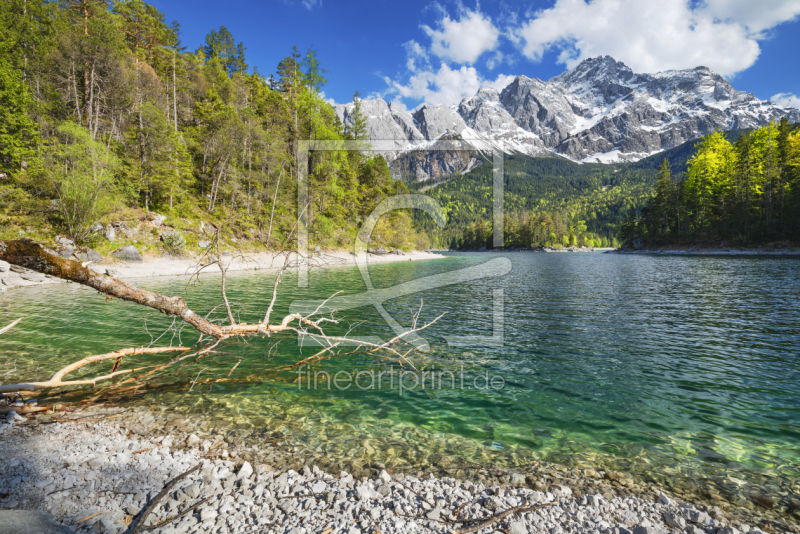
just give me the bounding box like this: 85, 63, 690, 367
0, 238, 439, 396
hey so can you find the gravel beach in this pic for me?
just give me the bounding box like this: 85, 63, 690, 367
1, 406, 795, 534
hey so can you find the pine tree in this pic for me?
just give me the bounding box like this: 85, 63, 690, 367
654, 158, 672, 234
348, 90, 368, 143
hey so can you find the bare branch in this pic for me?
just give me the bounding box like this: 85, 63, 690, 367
0, 347, 189, 393
0, 318, 22, 336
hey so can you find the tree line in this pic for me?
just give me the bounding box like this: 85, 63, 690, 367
620, 120, 800, 247
0, 0, 424, 250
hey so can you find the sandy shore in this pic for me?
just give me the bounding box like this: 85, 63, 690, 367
0, 250, 445, 291
1, 405, 793, 534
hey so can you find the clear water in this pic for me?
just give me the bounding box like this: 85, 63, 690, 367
2, 252, 800, 514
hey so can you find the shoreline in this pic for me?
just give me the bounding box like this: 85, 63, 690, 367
0, 405, 796, 534
609, 248, 800, 256
0, 250, 446, 292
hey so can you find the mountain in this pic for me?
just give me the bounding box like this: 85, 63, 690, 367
335, 56, 800, 179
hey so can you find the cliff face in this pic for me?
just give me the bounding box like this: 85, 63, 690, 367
335, 56, 800, 180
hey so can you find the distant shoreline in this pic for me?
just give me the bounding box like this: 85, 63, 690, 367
609, 247, 800, 256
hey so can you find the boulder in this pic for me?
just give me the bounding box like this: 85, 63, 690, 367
55, 236, 75, 248
198, 240, 210, 249
74, 248, 104, 263
151, 212, 166, 226
111, 245, 143, 262
104, 226, 116, 242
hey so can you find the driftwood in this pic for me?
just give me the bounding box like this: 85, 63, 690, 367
0, 347, 188, 393
126, 464, 203, 534
0, 318, 22, 336
0, 236, 441, 397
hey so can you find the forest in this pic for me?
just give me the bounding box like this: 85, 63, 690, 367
619, 120, 800, 247
0, 0, 425, 254
413, 154, 656, 249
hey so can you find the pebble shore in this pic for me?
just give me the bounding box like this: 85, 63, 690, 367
1, 406, 796, 534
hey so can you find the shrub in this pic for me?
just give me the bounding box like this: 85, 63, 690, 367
161, 230, 186, 255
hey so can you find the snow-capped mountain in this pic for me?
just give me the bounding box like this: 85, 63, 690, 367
334, 56, 800, 177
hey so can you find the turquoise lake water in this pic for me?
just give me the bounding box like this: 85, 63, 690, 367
1, 252, 799, 514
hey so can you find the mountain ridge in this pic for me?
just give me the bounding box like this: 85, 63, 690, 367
335, 56, 800, 177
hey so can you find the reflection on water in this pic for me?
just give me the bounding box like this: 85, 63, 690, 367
2, 252, 800, 518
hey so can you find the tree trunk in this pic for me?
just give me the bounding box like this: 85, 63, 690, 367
0, 240, 224, 339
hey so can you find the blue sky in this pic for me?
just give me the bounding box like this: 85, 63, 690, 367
148, 0, 800, 110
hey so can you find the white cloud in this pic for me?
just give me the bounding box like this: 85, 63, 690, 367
482, 73, 515, 92
422, 8, 500, 64
301, 0, 321, 9
385, 63, 514, 107
319, 91, 336, 107
403, 40, 429, 72
513, 0, 800, 76
771, 92, 800, 108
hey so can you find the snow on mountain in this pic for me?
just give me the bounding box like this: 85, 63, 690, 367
334, 56, 800, 179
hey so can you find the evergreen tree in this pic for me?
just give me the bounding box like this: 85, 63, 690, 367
0, 54, 39, 172
348, 90, 368, 143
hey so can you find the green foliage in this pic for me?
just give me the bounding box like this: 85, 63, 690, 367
619, 122, 800, 247
0, 0, 423, 250
0, 55, 39, 172
160, 229, 186, 255
203, 26, 246, 76
415, 154, 656, 248
43, 122, 119, 243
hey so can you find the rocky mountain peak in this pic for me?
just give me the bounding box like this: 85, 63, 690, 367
333, 56, 800, 172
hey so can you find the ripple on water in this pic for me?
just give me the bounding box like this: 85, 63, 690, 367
2, 252, 800, 519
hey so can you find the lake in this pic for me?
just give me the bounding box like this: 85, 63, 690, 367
2, 251, 799, 517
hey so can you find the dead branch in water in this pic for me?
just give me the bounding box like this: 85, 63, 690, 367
0, 233, 440, 397
0, 347, 189, 393
0, 318, 22, 336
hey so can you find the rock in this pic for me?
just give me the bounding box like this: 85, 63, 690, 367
549, 484, 572, 499
426, 507, 441, 520
717, 527, 740, 534
656, 491, 676, 506
185, 434, 201, 448
0, 510, 75, 534
632, 525, 665, 534
111, 245, 143, 262
587, 494, 603, 507
105, 269, 119, 278
508, 521, 528, 534
664, 512, 686, 529
200, 509, 218, 522
55, 236, 75, 248
151, 213, 166, 226
74, 248, 103, 263
198, 240, 210, 249
681, 509, 710, 524
104, 226, 116, 242
686, 526, 705, 534
0, 260, 9, 272
378, 470, 391, 484
89, 222, 103, 233
510, 473, 527, 487
9, 265, 25, 274
355, 486, 380, 501
237, 461, 253, 480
